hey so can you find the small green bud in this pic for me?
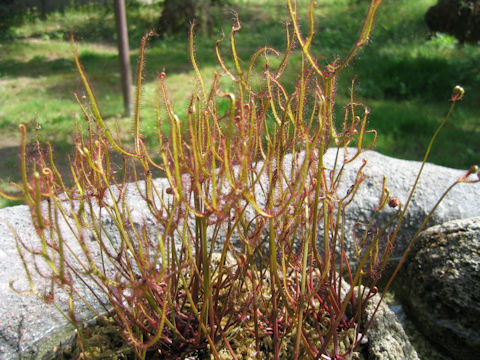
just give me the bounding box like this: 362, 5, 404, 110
469, 165, 479, 174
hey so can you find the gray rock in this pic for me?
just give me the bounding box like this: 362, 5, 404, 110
340, 283, 420, 360
362, 291, 420, 360
396, 217, 480, 360
220, 148, 480, 259
0, 149, 478, 359
0, 205, 108, 360
325, 149, 479, 259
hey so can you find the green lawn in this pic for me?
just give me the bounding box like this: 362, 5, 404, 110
0, 0, 479, 207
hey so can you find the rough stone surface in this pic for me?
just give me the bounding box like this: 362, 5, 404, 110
0, 205, 105, 360
339, 283, 420, 360
322, 149, 480, 260
362, 291, 420, 360
396, 217, 480, 360
0, 149, 479, 359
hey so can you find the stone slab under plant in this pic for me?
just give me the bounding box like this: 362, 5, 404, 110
0, 151, 478, 359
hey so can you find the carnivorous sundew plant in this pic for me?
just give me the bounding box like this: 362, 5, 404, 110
2, 0, 479, 359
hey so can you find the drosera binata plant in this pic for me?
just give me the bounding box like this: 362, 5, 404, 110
1, 1, 479, 359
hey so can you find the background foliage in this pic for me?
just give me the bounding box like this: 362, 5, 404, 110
0, 0, 479, 208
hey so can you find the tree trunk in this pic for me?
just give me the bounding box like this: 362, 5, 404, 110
114, 0, 133, 116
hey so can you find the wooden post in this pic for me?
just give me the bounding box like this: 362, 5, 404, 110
113, 0, 133, 116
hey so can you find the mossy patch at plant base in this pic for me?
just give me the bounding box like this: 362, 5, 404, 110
48, 317, 134, 360
48, 287, 449, 360
47, 313, 365, 360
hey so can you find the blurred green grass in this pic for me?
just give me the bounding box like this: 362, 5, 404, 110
0, 0, 479, 207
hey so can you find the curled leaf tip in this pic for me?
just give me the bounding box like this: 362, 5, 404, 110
451, 85, 465, 101
468, 165, 479, 175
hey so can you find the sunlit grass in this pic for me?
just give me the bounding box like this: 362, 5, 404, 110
0, 0, 478, 209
